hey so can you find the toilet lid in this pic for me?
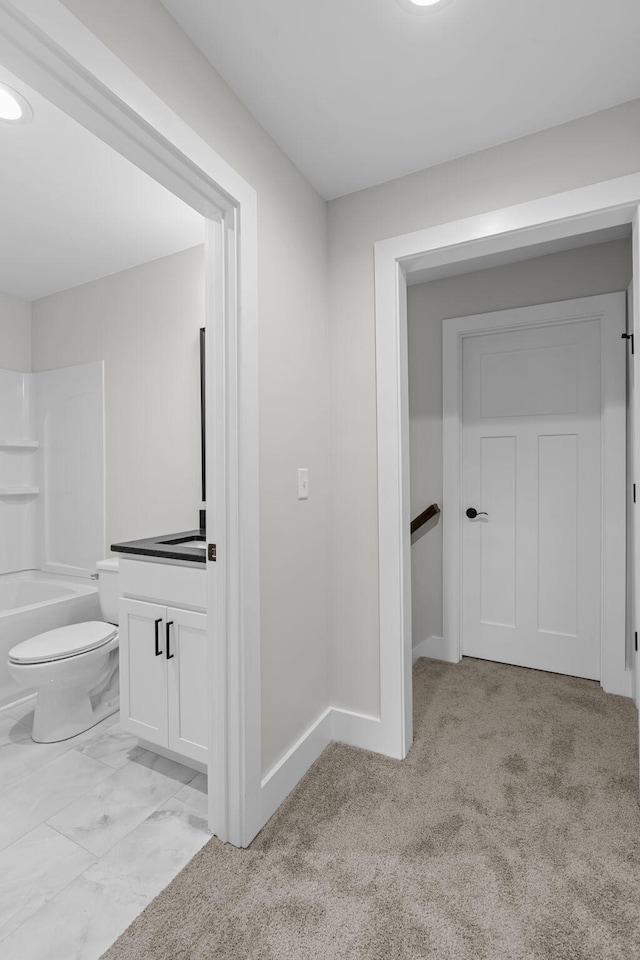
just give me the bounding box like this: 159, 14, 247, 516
8, 621, 118, 664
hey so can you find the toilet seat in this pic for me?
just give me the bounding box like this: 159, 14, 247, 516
8, 621, 118, 665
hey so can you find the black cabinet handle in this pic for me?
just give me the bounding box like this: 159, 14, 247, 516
166, 621, 174, 660
154, 618, 162, 656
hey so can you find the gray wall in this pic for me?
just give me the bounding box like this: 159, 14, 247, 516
328, 100, 640, 719
0, 292, 31, 372
407, 238, 632, 647
62, 0, 331, 776
32, 246, 205, 551
58, 0, 640, 760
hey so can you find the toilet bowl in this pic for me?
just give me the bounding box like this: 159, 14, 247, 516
7, 559, 120, 743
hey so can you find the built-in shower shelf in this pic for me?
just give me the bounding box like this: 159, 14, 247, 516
0, 439, 39, 449
0, 486, 39, 496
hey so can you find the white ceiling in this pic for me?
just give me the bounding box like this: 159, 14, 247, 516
0, 67, 204, 301
161, 0, 640, 200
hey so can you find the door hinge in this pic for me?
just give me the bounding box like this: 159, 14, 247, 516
621, 332, 634, 354
207, 543, 217, 562
634, 483, 637, 504
635, 632, 638, 653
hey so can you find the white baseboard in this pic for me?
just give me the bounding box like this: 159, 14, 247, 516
601, 667, 635, 701
331, 707, 383, 753
412, 635, 454, 663
260, 707, 333, 826
260, 638, 638, 833
260, 704, 385, 827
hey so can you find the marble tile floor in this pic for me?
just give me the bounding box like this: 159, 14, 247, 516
0, 701, 211, 959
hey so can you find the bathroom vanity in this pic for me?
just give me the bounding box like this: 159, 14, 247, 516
112, 533, 208, 770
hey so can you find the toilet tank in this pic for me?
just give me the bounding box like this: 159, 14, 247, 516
96, 558, 120, 624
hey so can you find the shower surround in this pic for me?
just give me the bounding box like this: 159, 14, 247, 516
0, 361, 105, 708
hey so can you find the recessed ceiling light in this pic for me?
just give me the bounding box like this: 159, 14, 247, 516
396, 0, 453, 13
0, 83, 32, 124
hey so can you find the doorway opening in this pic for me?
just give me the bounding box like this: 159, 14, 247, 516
0, 1, 262, 850
374, 182, 640, 760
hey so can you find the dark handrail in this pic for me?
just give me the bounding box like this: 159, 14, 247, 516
410, 503, 440, 535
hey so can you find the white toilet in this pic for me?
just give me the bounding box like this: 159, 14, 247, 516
7, 559, 120, 743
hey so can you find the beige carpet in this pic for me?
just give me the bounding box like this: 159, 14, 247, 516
102, 658, 640, 959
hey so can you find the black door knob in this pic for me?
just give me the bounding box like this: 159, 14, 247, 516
466, 507, 488, 519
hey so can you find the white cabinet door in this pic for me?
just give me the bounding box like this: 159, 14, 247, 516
166, 607, 208, 764
119, 598, 168, 746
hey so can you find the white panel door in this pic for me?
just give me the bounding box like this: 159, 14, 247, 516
462, 304, 620, 679
119, 598, 168, 745
166, 607, 208, 764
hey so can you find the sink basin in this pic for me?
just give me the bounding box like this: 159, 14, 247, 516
111, 529, 207, 563
159, 537, 205, 549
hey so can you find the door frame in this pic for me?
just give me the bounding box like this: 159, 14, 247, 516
443, 294, 627, 694
0, 0, 262, 845
374, 177, 640, 760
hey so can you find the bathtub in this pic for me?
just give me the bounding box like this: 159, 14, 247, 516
0, 570, 101, 709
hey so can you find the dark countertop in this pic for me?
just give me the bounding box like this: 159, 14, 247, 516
111, 529, 206, 564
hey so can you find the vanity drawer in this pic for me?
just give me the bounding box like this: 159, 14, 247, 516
119, 558, 206, 611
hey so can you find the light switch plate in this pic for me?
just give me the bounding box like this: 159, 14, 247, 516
298, 467, 309, 500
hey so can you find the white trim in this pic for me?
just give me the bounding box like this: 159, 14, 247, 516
260, 706, 382, 826
374, 263, 412, 761
375, 175, 640, 762
378, 174, 640, 271
632, 212, 640, 713
331, 708, 384, 753
600, 297, 630, 696
442, 321, 463, 673
412, 636, 450, 663
0, 0, 262, 846
442, 294, 629, 695
260, 708, 333, 826
625, 277, 637, 709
